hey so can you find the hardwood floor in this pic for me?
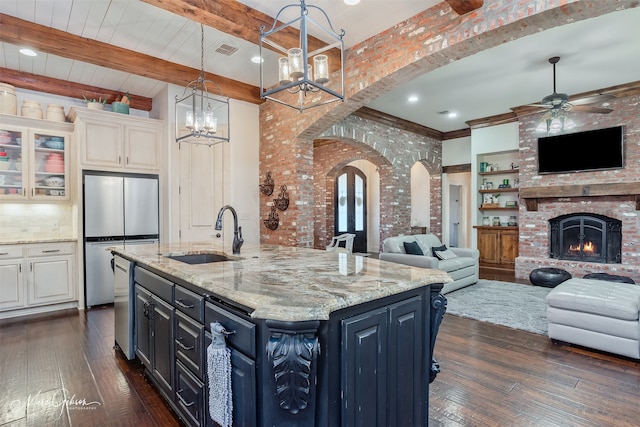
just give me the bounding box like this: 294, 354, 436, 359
1, 272, 639, 426
0, 306, 181, 427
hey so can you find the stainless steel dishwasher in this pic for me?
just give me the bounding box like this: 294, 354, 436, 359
114, 254, 135, 359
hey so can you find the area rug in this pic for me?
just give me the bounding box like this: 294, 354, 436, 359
444, 279, 551, 335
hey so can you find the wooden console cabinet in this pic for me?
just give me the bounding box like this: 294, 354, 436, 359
475, 226, 519, 270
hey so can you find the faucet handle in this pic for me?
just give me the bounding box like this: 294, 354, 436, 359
237, 226, 243, 240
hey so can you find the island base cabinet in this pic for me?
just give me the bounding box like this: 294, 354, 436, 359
341, 295, 424, 427
203, 330, 257, 427
129, 265, 439, 427
134, 280, 175, 400
176, 360, 205, 427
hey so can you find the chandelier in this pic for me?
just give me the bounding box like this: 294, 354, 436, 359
175, 24, 230, 145
536, 108, 576, 135
259, 0, 345, 111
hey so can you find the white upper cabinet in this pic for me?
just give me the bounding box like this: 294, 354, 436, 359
69, 107, 162, 173
0, 115, 73, 203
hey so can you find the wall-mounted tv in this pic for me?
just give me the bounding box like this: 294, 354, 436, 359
537, 125, 624, 174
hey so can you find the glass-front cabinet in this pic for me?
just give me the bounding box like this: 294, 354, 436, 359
0, 116, 72, 202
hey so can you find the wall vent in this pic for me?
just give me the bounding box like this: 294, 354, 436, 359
215, 44, 239, 56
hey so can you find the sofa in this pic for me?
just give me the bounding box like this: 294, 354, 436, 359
379, 234, 479, 294
546, 277, 640, 359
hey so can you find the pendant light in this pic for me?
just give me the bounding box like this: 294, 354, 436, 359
259, 0, 345, 112
175, 24, 230, 145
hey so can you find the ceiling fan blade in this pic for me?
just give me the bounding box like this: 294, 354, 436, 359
570, 94, 615, 106
571, 105, 614, 114
524, 103, 552, 108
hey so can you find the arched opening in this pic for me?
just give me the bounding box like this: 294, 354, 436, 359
411, 162, 430, 234
335, 166, 367, 253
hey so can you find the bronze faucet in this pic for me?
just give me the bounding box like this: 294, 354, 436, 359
215, 205, 243, 255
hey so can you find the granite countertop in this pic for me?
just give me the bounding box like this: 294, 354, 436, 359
111, 241, 452, 322
0, 237, 78, 245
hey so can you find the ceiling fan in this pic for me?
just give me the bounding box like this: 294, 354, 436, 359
527, 56, 614, 115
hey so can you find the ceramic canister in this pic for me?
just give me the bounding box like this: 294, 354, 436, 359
21, 100, 43, 119
46, 104, 66, 122
0, 83, 17, 115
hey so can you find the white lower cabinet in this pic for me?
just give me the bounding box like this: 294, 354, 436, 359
0, 242, 76, 316
0, 247, 25, 311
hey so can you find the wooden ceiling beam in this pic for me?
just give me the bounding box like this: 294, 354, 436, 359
0, 67, 153, 111
141, 0, 342, 73
0, 13, 261, 105
445, 0, 484, 15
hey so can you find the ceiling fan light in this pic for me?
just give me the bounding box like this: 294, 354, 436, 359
564, 118, 576, 130
536, 121, 549, 133
548, 118, 563, 133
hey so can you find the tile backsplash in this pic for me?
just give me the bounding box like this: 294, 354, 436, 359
0, 203, 76, 240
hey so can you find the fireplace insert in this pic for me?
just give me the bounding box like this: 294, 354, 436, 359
549, 213, 621, 263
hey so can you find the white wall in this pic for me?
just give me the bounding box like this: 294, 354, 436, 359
442, 136, 471, 166
154, 83, 260, 245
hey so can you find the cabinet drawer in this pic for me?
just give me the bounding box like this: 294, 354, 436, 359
26, 244, 74, 257
0, 247, 23, 259
175, 311, 204, 381
176, 360, 204, 427
134, 266, 173, 303
174, 285, 204, 322
205, 302, 256, 358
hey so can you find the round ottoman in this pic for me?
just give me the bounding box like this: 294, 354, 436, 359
529, 267, 572, 288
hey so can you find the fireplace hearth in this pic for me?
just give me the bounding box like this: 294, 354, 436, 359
549, 213, 622, 264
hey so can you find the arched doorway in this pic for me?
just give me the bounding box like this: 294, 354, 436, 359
335, 166, 367, 253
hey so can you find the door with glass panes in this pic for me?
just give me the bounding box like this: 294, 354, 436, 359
334, 166, 367, 253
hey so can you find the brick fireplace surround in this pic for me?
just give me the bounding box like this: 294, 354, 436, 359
515, 94, 640, 283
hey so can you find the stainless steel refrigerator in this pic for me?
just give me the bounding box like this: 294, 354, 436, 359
83, 172, 159, 308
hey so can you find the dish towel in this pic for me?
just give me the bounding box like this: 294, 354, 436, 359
208, 322, 233, 427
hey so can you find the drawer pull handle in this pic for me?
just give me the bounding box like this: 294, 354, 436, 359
175, 337, 194, 351
42, 249, 61, 253
175, 299, 194, 309
176, 389, 195, 407
0, 252, 8, 255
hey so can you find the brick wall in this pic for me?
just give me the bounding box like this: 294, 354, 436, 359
313, 115, 442, 250
259, 0, 635, 246
515, 94, 640, 282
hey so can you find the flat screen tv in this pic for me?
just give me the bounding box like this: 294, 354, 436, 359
537, 125, 624, 174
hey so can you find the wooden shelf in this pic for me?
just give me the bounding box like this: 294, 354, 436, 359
479, 169, 519, 176
479, 188, 519, 194
519, 183, 640, 211
474, 226, 518, 230
479, 206, 519, 211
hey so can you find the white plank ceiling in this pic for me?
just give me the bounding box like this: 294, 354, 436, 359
0, 1, 639, 131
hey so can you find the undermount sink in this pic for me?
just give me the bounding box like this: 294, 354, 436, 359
165, 253, 230, 264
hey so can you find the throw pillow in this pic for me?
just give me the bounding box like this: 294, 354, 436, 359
403, 241, 424, 255
431, 245, 447, 257
434, 248, 458, 260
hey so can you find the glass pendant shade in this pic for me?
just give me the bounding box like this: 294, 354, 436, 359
288, 48, 304, 79
279, 57, 292, 85
314, 54, 329, 84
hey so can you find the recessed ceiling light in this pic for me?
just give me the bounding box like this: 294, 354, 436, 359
407, 95, 419, 103
344, 0, 360, 5
19, 48, 37, 57
251, 56, 263, 64
447, 111, 457, 118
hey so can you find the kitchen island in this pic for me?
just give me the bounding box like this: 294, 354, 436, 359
112, 241, 451, 427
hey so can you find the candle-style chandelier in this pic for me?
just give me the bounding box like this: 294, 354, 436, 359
259, 0, 345, 112
175, 24, 230, 145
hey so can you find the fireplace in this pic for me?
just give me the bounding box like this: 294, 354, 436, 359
549, 213, 622, 264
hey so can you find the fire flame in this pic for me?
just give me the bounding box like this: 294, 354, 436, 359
568, 241, 596, 254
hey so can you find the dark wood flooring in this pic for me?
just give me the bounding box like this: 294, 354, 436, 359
1, 269, 639, 426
